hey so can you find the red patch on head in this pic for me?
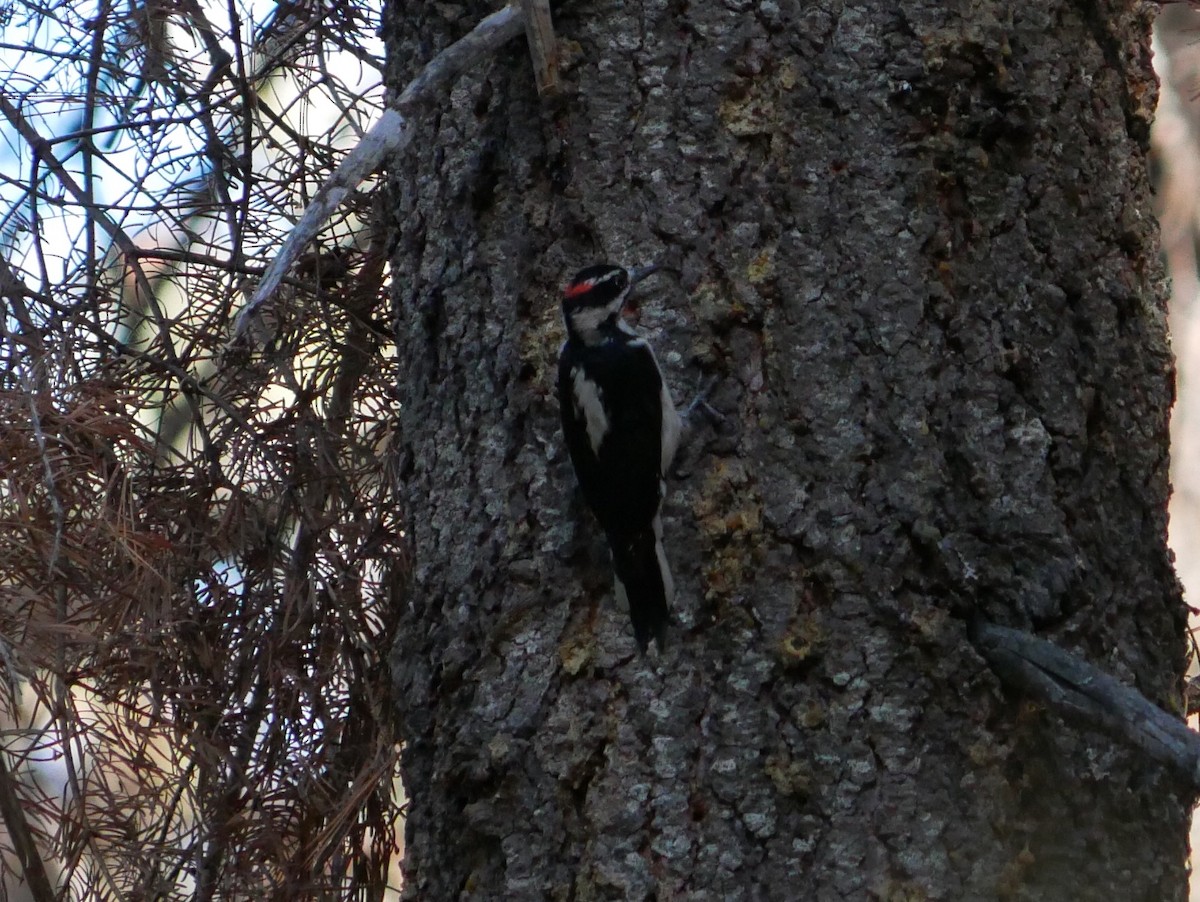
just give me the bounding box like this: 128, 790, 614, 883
564, 279, 594, 298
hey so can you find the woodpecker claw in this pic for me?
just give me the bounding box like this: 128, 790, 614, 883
683, 375, 724, 424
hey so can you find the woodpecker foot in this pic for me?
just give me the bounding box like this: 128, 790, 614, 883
670, 377, 723, 479
683, 375, 724, 425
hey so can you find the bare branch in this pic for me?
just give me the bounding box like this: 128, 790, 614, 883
971, 620, 1200, 790
232, 3, 524, 343
0, 93, 157, 302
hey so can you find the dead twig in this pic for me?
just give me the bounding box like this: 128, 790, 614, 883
520, 0, 558, 95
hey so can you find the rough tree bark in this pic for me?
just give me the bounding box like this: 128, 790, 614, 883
386, 1, 1190, 898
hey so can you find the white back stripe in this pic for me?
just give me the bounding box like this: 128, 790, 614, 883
571, 366, 609, 454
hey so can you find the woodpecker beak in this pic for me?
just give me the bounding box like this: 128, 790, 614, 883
628, 263, 660, 285
621, 264, 661, 323
624, 262, 662, 319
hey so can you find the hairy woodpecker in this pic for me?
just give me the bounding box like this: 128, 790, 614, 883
557, 263, 682, 651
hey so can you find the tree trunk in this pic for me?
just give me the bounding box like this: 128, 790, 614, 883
385, 1, 1190, 898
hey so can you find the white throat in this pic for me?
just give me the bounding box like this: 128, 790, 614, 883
567, 295, 636, 345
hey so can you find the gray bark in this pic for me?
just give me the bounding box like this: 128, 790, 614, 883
386, 1, 1190, 899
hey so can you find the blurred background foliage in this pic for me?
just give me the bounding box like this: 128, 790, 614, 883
0, 0, 405, 897
1154, 9, 1200, 893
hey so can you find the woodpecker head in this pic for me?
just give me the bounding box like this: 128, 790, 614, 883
562, 263, 660, 345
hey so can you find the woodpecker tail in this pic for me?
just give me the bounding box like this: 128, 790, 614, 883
608, 518, 673, 652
